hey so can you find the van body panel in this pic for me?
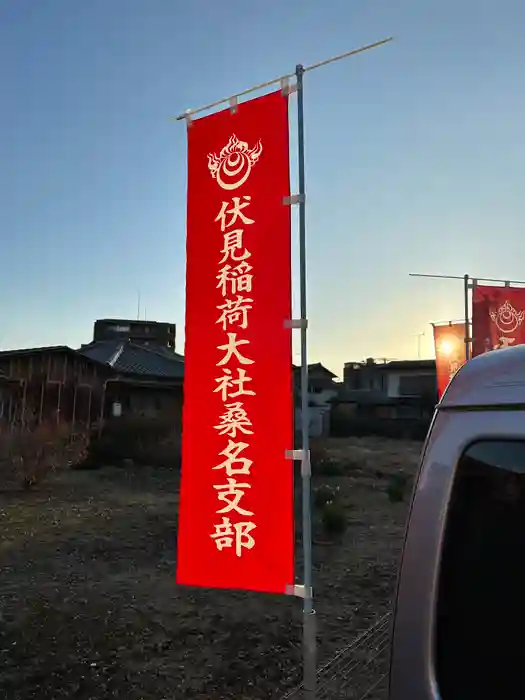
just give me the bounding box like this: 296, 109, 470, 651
440, 344, 525, 408
389, 404, 525, 700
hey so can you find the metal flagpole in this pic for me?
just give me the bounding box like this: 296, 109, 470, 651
463, 274, 470, 361
409, 272, 525, 363
295, 63, 316, 700
412, 331, 425, 359
175, 39, 394, 700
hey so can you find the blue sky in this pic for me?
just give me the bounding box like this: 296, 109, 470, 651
1, 0, 524, 376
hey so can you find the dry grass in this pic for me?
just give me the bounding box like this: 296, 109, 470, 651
0, 437, 422, 699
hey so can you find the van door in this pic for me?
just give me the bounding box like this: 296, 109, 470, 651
389, 408, 525, 700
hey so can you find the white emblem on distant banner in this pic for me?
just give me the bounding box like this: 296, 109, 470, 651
490, 300, 525, 334
208, 135, 263, 190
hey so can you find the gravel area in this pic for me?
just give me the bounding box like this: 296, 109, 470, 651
0, 437, 421, 699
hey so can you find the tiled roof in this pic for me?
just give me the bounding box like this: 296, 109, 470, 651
79, 341, 184, 379
292, 362, 338, 378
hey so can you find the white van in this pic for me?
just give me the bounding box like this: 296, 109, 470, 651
389, 344, 525, 700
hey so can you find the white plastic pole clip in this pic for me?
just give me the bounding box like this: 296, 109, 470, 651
281, 77, 298, 96
285, 449, 311, 477
286, 584, 313, 598
284, 319, 308, 330
283, 194, 305, 206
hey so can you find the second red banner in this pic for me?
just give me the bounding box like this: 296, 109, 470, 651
472, 285, 525, 357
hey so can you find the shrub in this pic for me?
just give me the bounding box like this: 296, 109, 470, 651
330, 414, 431, 441
308, 442, 330, 466
386, 472, 410, 503
309, 441, 345, 476
320, 502, 347, 538
313, 484, 340, 509
0, 423, 89, 490
316, 458, 344, 477
88, 416, 181, 468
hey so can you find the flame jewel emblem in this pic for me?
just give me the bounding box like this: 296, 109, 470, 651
490, 300, 525, 334
207, 135, 263, 190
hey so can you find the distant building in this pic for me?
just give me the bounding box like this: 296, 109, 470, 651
332, 357, 438, 434
343, 357, 437, 400
92, 319, 176, 351
0, 339, 184, 430
293, 362, 339, 438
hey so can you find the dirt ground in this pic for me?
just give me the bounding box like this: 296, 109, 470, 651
0, 437, 422, 700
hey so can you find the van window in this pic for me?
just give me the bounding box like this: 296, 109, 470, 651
435, 440, 525, 699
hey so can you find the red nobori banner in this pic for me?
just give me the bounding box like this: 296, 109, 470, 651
433, 322, 467, 399
472, 285, 525, 357
177, 91, 294, 594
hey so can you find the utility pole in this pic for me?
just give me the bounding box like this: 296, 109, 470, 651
413, 331, 425, 359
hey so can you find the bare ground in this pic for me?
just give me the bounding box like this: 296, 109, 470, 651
0, 437, 422, 700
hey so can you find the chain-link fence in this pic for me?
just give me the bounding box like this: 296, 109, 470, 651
280, 611, 391, 700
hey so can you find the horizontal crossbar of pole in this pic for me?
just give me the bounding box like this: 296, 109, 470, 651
409, 273, 465, 281
430, 319, 469, 327
410, 272, 525, 285
174, 37, 393, 121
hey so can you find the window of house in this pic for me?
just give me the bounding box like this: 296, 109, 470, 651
398, 373, 435, 396
308, 383, 322, 394
398, 375, 418, 395
435, 439, 525, 700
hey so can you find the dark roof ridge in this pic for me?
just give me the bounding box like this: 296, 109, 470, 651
125, 341, 184, 363
0, 344, 73, 356
0, 345, 111, 371
80, 339, 184, 364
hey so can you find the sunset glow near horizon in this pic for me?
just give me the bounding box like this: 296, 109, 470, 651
1, 0, 524, 378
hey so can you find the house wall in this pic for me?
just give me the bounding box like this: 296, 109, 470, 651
0, 388, 6, 421
295, 406, 330, 438
295, 388, 337, 438
94, 319, 176, 350
106, 384, 183, 426
293, 366, 338, 438
344, 361, 438, 398
0, 350, 185, 445
309, 387, 338, 405
344, 364, 387, 392
0, 383, 19, 425
0, 352, 105, 385
386, 370, 437, 398
0, 351, 110, 428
